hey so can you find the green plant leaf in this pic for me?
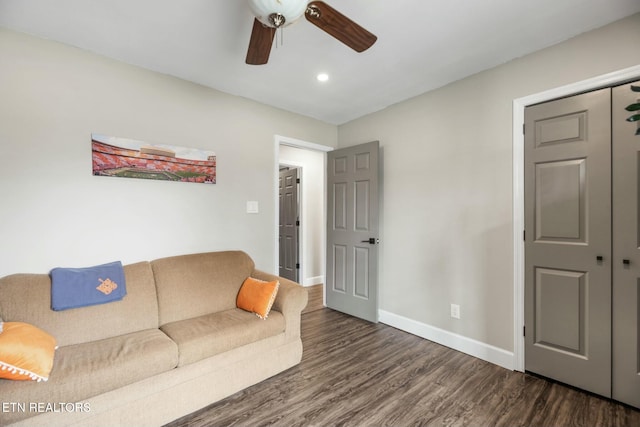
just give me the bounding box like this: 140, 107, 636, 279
632, 85, 640, 92
626, 103, 640, 112
627, 114, 640, 122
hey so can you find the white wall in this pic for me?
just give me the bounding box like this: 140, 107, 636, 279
279, 145, 325, 286
0, 28, 337, 277
338, 13, 640, 363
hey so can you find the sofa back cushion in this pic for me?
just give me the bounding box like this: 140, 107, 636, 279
152, 251, 255, 325
0, 262, 159, 347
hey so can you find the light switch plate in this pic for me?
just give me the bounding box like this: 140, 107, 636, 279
246, 201, 259, 214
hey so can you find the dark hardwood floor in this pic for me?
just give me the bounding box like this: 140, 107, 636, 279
301, 283, 324, 314
165, 309, 640, 427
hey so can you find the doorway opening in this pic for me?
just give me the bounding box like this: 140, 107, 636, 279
274, 135, 333, 294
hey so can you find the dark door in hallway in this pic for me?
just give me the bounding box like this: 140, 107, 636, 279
279, 167, 299, 282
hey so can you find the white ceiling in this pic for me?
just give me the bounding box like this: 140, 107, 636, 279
1, 0, 639, 125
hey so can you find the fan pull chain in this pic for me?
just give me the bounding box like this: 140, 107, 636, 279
276, 26, 284, 49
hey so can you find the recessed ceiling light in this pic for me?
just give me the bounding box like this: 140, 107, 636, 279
317, 73, 329, 82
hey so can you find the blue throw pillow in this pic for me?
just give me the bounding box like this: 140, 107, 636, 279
50, 261, 127, 311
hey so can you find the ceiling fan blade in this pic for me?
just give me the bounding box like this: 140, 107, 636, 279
305, 1, 377, 53
246, 18, 276, 65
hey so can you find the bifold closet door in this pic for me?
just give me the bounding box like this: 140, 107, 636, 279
524, 88, 612, 398
612, 80, 640, 409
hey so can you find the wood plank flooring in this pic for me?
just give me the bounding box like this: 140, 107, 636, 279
165, 309, 640, 427
301, 284, 324, 314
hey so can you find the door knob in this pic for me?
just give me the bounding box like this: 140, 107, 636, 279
361, 238, 379, 244
596, 255, 604, 262
623, 259, 631, 266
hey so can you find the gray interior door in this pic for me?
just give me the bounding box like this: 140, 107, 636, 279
612, 80, 640, 408
326, 141, 379, 323
524, 88, 612, 397
279, 167, 299, 282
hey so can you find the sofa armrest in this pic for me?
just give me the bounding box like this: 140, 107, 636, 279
251, 270, 308, 340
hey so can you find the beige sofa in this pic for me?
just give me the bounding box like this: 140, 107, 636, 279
0, 251, 308, 426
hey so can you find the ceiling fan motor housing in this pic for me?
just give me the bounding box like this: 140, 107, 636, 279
248, 0, 309, 28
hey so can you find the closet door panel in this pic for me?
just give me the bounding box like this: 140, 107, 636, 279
524, 88, 612, 397
612, 80, 640, 409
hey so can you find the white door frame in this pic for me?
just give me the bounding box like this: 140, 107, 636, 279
512, 64, 640, 372
273, 135, 333, 285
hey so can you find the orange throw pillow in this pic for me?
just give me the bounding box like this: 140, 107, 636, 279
0, 322, 57, 382
236, 277, 280, 319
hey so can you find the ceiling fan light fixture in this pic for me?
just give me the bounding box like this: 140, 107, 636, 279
247, 0, 309, 28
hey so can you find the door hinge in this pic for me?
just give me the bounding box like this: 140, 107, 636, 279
296, 263, 300, 269
296, 178, 300, 184
296, 220, 300, 226
523, 123, 526, 135
523, 230, 526, 241
523, 326, 526, 337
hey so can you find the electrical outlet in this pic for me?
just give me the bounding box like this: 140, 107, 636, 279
450, 304, 460, 319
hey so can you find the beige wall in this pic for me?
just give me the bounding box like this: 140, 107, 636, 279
0, 28, 337, 277
338, 13, 640, 353
1, 12, 639, 360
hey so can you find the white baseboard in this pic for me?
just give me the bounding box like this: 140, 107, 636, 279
302, 276, 324, 287
378, 310, 515, 371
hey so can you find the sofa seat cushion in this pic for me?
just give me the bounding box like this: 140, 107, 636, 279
161, 308, 285, 367
0, 329, 178, 422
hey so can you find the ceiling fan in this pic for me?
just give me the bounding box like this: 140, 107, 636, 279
245, 0, 377, 65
